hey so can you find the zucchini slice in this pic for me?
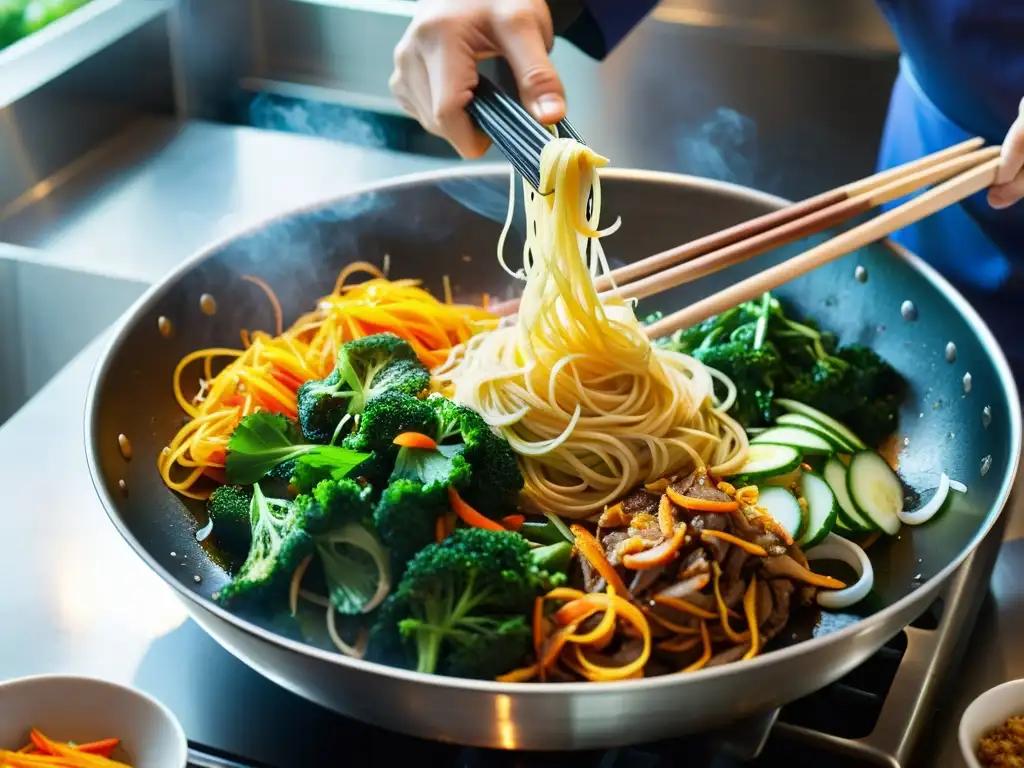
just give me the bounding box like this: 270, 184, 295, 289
752, 426, 833, 455
846, 450, 903, 535
774, 399, 867, 451
796, 472, 838, 548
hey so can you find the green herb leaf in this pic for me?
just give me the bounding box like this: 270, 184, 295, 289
226, 412, 369, 485
317, 523, 390, 615
391, 444, 464, 487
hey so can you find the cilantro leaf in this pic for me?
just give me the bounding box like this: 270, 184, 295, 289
226, 412, 369, 485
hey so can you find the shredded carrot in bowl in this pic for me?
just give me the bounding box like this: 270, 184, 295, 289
2, 729, 129, 767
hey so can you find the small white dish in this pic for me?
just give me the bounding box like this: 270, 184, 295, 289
0, 674, 188, 767
960, 678, 1024, 767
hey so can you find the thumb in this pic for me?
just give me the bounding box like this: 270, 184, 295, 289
492, 22, 566, 124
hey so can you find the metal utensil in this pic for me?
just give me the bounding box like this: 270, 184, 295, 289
85, 166, 1020, 750
466, 74, 585, 189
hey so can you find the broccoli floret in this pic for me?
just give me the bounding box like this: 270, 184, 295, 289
216, 484, 313, 610
694, 341, 784, 426
342, 391, 439, 454
374, 446, 472, 571
206, 485, 254, 556
372, 528, 566, 678
428, 395, 523, 515
296, 477, 374, 535
316, 519, 390, 615
297, 334, 430, 444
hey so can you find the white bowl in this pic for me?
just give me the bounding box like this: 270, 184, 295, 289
0, 674, 188, 767
960, 678, 1024, 767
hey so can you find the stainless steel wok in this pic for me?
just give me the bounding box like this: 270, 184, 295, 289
85, 166, 1021, 750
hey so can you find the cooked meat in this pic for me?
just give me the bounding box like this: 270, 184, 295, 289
761, 578, 794, 642
670, 471, 732, 505
678, 548, 710, 580
730, 509, 788, 557
688, 513, 728, 535
628, 518, 664, 544
580, 638, 646, 668
579, 556, 605, 594
655, 573, 709, 603
629, 564, 666, 596
762, 554, 813, 581
755, 578, 773, 626
705, 644, 748, 668
621, 488, 661, 517
602, 530, 631, 566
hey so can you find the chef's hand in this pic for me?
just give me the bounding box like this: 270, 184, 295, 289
389, 0, 567, 159
989, 97, 1024, 209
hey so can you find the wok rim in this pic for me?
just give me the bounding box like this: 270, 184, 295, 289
84, 163, 1022, 697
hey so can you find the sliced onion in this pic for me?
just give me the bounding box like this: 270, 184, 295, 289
898, 473, 950, 526
805, 534, 874, 610
195, 517, 214, 543
949, 478, 967, 494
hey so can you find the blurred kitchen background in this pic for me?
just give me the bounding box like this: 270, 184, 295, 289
0, 0, 899, 426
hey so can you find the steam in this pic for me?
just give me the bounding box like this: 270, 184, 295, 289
247, 93, 389, 149
676, 107, 758, 186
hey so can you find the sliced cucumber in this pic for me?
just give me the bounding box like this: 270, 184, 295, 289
757, 486, 804, 540
776, 413, 858, 452
847, 450, 903, 535
824, 455, 875, 532
752, 426, 834, 455
796, 472, 838, 548
728, 444, 802, 481
774, 399, 867, 451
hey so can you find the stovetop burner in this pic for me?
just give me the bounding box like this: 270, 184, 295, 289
183, 521, 1000, 768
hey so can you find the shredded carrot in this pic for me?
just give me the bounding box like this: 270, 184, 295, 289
645, 609, 701, 635
570, 524, 630, 598
681, 621, 713, 673
70, 741, 119, 758
623, 525, 687, 570
160, 265, 497, 498
615, 536, 648, 558
497, 664, 540, 683
569, 593, 651, 681
240, 273, 284, 336
658, 634, 702, 653
393, 432, 438, 450
711, 561, 749, 644
501, 514, 525, 532
699, 529, 768, 557
657, 494, 675, 538
735, 485, 759, 506
665, 488, 739, 513
742, 577, 760, 661
645, 478, 670, 493
448, 487, 504, 531
1, 731, 131, 766
434, 514, 447, 544
560, 590, 619, 645
651, 592, 717, 621
532, 596, 546, 651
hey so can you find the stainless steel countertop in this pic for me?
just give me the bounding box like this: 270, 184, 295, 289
1, 118, 1021, 767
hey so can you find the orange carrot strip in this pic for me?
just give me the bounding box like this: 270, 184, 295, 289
570, 593, 651, 682
657, 494, 675, 538
434, 514, 447, 543
570, 524, 630, 598
448, 487, 504, 531
742, 577, 760, 661
564, 590, 618, 645
711, 562, 749, 644
74, 739, 119, 756
651, 592, 717, 621
658, 634, 703, 653
501, 514, 525, 532
681, 621, 713, 673
699, 529, 768, 557
393, 432, 438, 450
622, 525, 687, 570
497, 664, 540, 683
532, 596, 546, 652
665, 488, 739, 513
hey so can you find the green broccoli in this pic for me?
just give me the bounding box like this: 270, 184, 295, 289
372, 529, 569, 678
374, 449, 472, 571
428, 395, 523, 515
205, 484, 254, 556
297, 334, 430, 444
216, 484, 313, 610
298, 477, 375, 535
342, 391, 439, 454
316, 519, 391, 615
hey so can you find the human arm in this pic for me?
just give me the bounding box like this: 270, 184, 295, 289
388, 0, 656, 158
989, 97, 1024, 209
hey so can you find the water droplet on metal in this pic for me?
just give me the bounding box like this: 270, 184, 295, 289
918, 412, 924, 419
170, 551, 177, 558
877, 324, 887, 334
200, 294, 217, 315
117, 434, 132, 461
982, 406, 993, 428
854, 265, 868, 283
903, 437, 910, 446
901, 300, 918, 321
914, 573, 922, 580
981, 455, 992, 476
963, 373, 973, 394
117, 479, 127, 495
157, 316, 173, 338
948, 432, 956, 440
944, 342, 957, 363
193, 575, 202, 584
933, 399, 943, 410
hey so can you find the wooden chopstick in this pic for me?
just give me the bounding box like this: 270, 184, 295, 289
488, 136, 985, 318
644, 155, 1001, 340
607, 145, 1000, 303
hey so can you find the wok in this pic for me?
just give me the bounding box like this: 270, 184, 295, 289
85, 166, 1020, 750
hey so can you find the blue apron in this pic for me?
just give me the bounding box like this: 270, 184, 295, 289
875, 1, 1024, 366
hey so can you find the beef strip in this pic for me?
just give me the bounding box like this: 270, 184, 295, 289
629, 565, 667, 597
705, 644, 748, 668
678, 548, 711, 580
760, 578, 794, 642
671, 471, 732, 505
655, 573, 710, 603
729, 508, 788, 557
